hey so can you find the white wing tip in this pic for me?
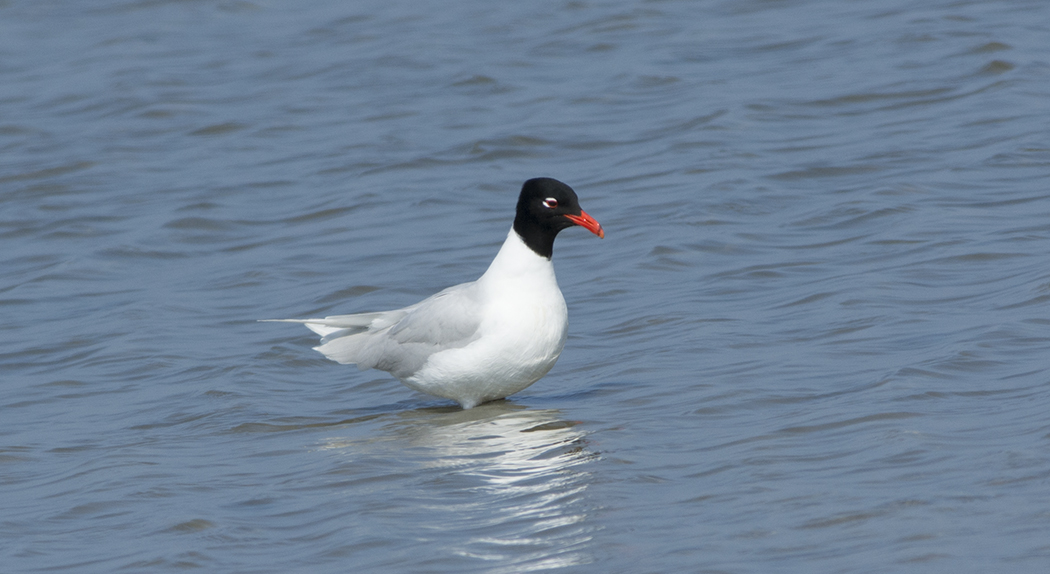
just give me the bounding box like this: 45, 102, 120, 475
260, 318, 346, 338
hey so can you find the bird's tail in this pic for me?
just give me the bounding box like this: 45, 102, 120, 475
260, 310, 409, 368
259, 313, 386, 337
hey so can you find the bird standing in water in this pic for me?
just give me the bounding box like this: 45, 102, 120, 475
266, 178, 603, 409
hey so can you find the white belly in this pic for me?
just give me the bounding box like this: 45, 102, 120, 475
404, 295, 568, 408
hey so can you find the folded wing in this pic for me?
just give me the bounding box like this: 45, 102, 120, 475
264, 282, 483, 379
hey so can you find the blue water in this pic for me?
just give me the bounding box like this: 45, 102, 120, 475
3, 0, 1050, 571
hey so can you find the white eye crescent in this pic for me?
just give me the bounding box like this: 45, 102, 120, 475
543, 198, 558, 209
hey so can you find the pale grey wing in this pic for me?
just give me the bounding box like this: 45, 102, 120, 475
386, 283, 482, 346
312, 282, 483, 378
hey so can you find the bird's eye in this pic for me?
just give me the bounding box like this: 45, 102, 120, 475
543, 198, 558, 209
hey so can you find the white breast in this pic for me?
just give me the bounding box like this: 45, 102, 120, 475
402, 228, 569, 408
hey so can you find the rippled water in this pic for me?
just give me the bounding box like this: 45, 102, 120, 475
4, 0, 1050, 571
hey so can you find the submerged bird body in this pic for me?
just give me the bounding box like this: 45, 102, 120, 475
268, 178, 603, 409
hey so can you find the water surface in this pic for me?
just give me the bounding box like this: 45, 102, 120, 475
3, 0, 1050, 572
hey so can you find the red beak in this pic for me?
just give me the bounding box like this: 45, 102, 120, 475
565, 210, 604, 239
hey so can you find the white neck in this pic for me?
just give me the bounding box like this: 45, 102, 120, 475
478, 228, 558, 288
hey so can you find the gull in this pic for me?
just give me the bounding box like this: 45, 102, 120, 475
266, 178, 603, 409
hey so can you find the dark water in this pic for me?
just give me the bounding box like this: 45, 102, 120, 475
3, 0, 1050, 571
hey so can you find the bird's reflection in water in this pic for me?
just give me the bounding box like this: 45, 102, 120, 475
320, 401, 598, 570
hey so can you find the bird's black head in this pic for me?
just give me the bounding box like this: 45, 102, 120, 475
513, 177, 604, 259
